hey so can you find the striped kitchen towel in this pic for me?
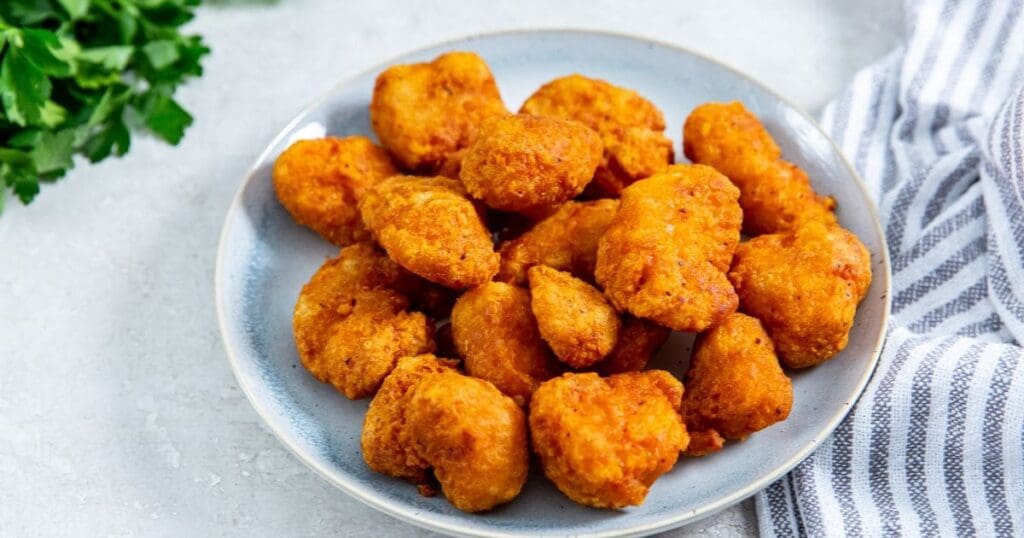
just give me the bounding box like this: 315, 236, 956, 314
755, 0, 1024, 535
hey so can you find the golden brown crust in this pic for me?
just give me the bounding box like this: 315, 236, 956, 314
529, 371, 688, 509
683, 101, 837, 235
319, 290, 436, 399
359, 176, 499, 288
272, 136, 398, 246
293, 244, 435, 399
728, 221, 873, 368
681, 313, 792, 456
370, 51, 507, 173
496, 199, 619, 285
361, 354, 458, 481
519, 74, 674, 195
684, 430, 726, 457
407, 371, 529, 512
595, 316, 671, 375
595, 164, 742, 331
459, 114, 602, 216
450, 282, 560, 405
527, 266, 620, 368
437, 148, 466, 179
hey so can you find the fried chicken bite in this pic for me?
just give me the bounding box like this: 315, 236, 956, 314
459, 114, 602, 217
370, 51, 507, 173
684, 101, 837, 235
293, 243, 435, 399
450, 282, 560, 405
519, 74, 674, 196
319, 290, 437, 399
596, 316, 671, 375
497, 199, 618, 285
529, 371, 689, 509
437, 148, 466, 179
272, 136, 398, 246
528, 266, 619, 368
681, 313, 792, 456
728, 221, 872, 368
361, 354, 458, 481
595, 164, 742, 332
359, 176, 499, 288
407, 371, 529, 512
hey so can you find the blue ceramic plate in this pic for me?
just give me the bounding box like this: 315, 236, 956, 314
216, 30, 891, 538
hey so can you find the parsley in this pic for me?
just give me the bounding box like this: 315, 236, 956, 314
0, 0, 209, 211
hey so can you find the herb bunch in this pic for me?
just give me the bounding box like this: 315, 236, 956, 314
0, 0, 209, 212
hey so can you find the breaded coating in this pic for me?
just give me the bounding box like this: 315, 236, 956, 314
728, 221, 872, 368
684, 101, 837, 235
293, 244, 435, 399
519, 74, 674, 196
596, 316, 671, 374
527, 266, 620, 368
497, 199, 619, 285
361, 354, 458, 481
682, 313, 792, 456
407, 371, 529, 512
450, 282, 560, 405
272, 136, 398, 246
370, 51, 507, 173
437, 148, 466, 179
685, 430, 726, 457
320, 290, 437, 398
595, 164, 742, 332
529, 371, 689, 508
359, 176, 499, 288
459, 114, 602, 216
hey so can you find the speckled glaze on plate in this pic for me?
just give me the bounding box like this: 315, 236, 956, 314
215, 29, 891, 538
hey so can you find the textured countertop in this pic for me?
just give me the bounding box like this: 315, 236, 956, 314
0, 1, 902, 536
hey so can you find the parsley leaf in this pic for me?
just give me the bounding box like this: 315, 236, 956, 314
136, 88, 192, 144
0, 46, 53, 126
0, 0, 208, 212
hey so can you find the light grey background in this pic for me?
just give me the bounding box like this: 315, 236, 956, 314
0, 1, 902, 536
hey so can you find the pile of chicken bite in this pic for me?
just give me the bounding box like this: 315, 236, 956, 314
272, 51, 872, 512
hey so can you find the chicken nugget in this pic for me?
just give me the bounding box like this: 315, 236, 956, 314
497, 199, 619, 285
370, 51, 507, 173
450, 282, 560, 405
684, 101, 837, 235
520, 74, 674, 196
459, 114, 602, 216
528, 266, 619, 368
728, 221, 872, 368
682, 313, 792, 456
529, 371, 688, 509
437, 148, 466, 179
359, 176, 499, 288
320, 290, 436, 398
407, 371, 529, 512
272, 136, 398, 246
596, 316, 671, 375
361, 354, 458, 481
293, 244, 435, 399
595, 164, 742, 332
293, 242, 417, 366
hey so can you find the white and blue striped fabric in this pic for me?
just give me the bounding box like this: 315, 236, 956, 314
755, 0, 1024, 535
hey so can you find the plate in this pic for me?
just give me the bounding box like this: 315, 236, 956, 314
215, 29, 891, 538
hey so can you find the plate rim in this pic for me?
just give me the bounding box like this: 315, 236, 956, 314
214, 27, 893, 538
